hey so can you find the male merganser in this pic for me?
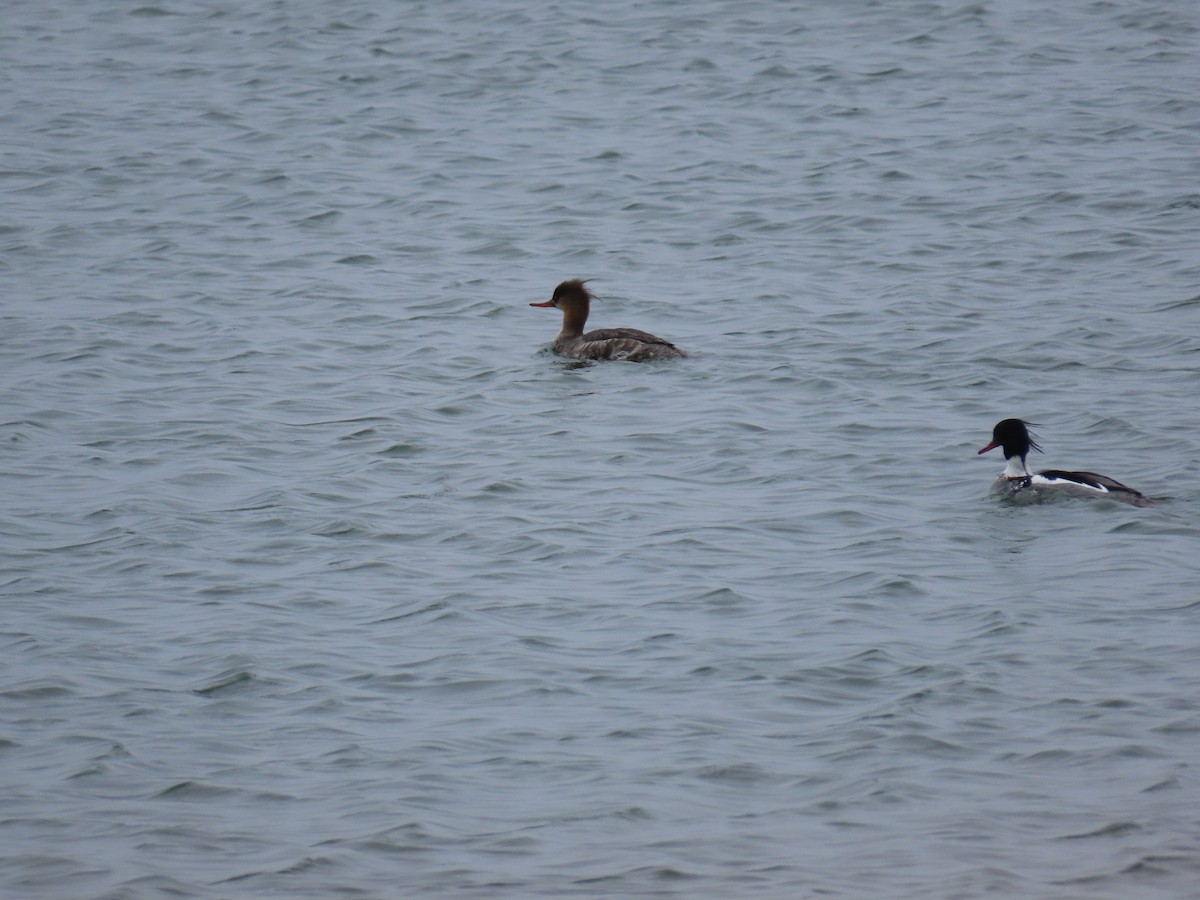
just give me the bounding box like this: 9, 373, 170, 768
978, 418, 1151, 505
530, 279, 687, 362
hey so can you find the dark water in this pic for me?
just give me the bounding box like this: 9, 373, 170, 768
4, 1, 1200, 897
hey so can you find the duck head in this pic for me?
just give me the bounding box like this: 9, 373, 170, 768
531, 279, 591, 310
530, 279, 592, 335
979, 418, 1043, 477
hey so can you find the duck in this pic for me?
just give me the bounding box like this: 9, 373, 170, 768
530, 279, 687, 362
977, 418, 1151, 505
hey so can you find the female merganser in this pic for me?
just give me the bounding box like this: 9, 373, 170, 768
530, 279, 687, 362
978, 418, 1151, 505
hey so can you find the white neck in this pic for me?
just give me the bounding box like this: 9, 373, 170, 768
1003, 455, 1030, 478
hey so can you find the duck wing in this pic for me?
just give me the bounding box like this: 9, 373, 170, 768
577, 327, 686, 360
1038, 469, 1147, 499
581, 326, 675, 346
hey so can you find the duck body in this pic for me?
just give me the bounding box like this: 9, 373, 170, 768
978, 418, 1152, 506
531, 279, 687, 362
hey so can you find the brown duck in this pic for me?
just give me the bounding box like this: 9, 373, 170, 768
530, 279, 687, 362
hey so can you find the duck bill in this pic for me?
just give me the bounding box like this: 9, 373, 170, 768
529, 300, 555, 307
977, 441, 999, 455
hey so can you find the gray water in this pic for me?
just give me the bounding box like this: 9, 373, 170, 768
4, 1, 1200, 897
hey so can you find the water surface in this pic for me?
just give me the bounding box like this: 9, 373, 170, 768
3, 1, 1200, 897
